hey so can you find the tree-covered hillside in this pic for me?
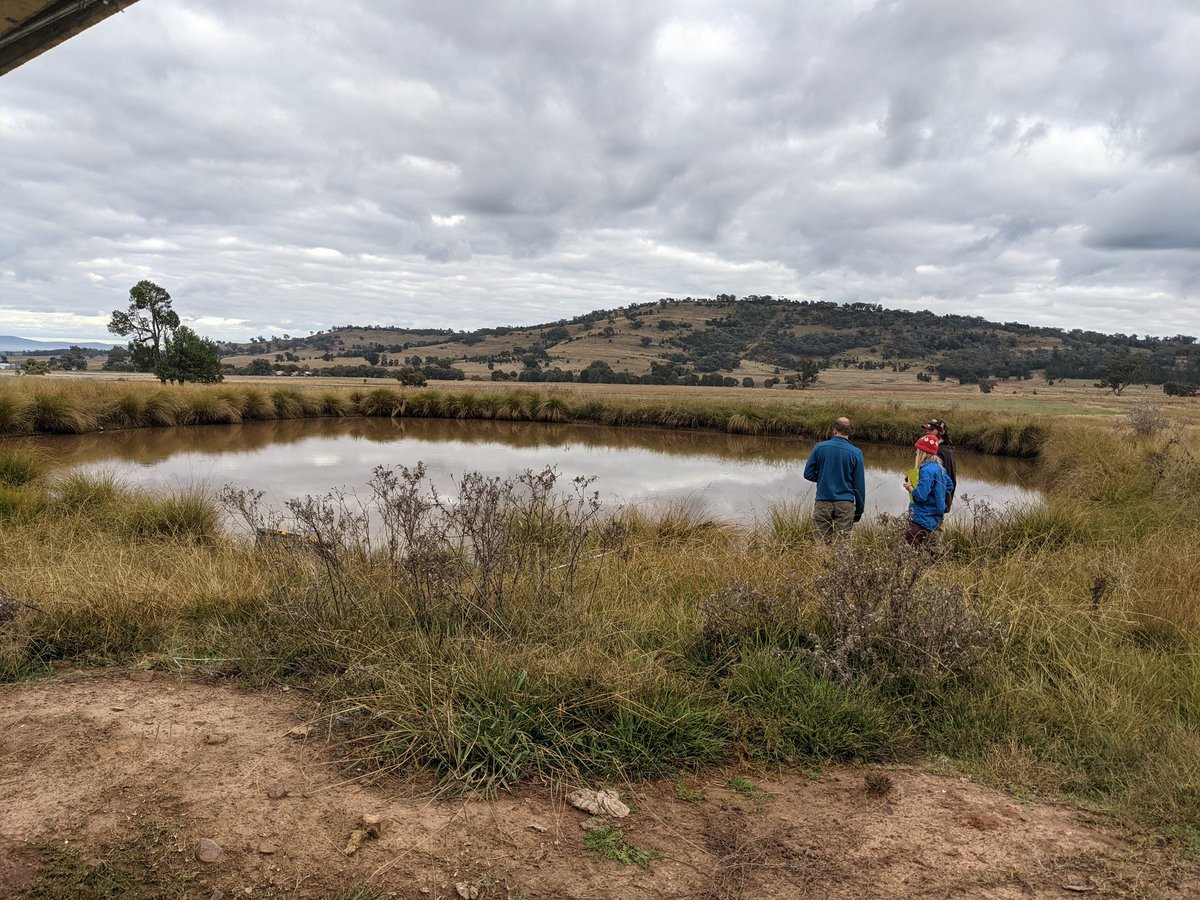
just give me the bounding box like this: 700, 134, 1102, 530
218, 296, 1200, 390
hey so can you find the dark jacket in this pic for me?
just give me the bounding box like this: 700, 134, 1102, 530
803, 435, 866, 520
937, 444, 957, 512
909, 459, 954, 531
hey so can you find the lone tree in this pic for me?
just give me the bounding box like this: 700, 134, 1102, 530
107, 281, 222, 384
107, 280, 180, 371
785, 359, 822, 390
1099, 353, 1145, 396
157, 326, 223, 385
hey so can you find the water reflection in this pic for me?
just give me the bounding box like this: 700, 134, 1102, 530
22, 418, 1042, 522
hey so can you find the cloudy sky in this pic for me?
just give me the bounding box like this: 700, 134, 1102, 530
2, 0, 1199, 342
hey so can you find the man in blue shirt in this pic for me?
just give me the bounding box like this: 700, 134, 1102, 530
803, 417, 866, 542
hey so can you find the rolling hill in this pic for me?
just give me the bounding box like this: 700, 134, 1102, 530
217, 296, 1200, 389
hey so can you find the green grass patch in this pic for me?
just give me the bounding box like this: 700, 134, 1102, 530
726, 652, 899, 762
726, 775, 770, 799
583, 825, 660, 867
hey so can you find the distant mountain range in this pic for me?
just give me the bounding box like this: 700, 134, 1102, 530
0, 335, 118, 352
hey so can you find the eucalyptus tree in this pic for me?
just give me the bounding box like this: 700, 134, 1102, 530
107, 280, 180, 371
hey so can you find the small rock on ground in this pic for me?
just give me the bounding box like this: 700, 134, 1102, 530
195, 838, 223, 863
567, 788, 629, 818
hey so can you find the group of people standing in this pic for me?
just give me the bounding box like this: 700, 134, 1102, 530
802, 416, 957, 546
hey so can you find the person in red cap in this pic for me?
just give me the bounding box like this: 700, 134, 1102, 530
921, 418, 956, 512
903, 433, 955, 547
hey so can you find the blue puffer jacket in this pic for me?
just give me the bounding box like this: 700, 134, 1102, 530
909, 460, 954, 531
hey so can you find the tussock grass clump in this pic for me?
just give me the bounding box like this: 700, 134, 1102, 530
356, 387, 405, 417
271, 388, 321, 419
25, 392, 93, 434
533, 395, 569, 423
0, 446, 48, 487
183, 392, 242, 426
726, 413, 763, 435
0, 484, 45, 523
348, 653, 726, 790
0, 475, 244, 677
143, 390, 181, 427
318, 391, 352, 417
496, 393, 534, 421
620, 497, 727, 543
108, 391, 149, 428
943, 498, 1104, 558
238, 388, 278, 421
119, 490, 221, 542
0, 391, 26, 433
443, 392, 480, 419
760, 500, 811, 548
45, 471, 219, 543
1128, 541, 1200, 633
52, 470, 124, 512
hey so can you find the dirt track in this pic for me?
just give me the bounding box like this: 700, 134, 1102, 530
1, 671, 1194, 898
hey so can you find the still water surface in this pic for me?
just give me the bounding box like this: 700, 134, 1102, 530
32, 418, 1041, 522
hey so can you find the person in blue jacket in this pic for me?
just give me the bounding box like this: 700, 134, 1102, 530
903, 433, 954, 548
803, 416, 866, 542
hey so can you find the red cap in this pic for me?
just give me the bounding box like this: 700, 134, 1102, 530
915, 433, 940, 454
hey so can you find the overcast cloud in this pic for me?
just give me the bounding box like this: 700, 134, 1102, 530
2, 0, 1198, 341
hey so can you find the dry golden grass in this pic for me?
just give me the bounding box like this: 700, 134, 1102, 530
11, 367, 1198, 425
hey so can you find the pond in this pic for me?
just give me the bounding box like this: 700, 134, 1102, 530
24, 417, 1042, 524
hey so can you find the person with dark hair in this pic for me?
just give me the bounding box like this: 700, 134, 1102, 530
803, 416, 866, 542
904, 433, 954, 548
922, 418, 956, 512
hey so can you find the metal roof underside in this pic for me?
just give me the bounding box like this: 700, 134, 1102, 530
1, 0, 137, 76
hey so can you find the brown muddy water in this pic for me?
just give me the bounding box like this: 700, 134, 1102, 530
25, 417, 1041, 523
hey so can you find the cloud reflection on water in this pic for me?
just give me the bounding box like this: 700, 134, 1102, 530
30, 417, 1042, 523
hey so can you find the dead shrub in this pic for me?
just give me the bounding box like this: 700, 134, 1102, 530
698, 579, 808, 661
223, 464, 611, 636
1128, 403, 1169, 437
805, 541, 1006, 687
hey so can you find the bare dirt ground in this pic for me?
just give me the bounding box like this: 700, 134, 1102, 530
1, 671, 1195, 899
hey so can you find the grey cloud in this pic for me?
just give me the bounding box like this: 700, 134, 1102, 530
1, 0, 1198, 340
1085, 176, 1200, 251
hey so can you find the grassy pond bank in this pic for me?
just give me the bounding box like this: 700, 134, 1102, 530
1, 378, 1199, 848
